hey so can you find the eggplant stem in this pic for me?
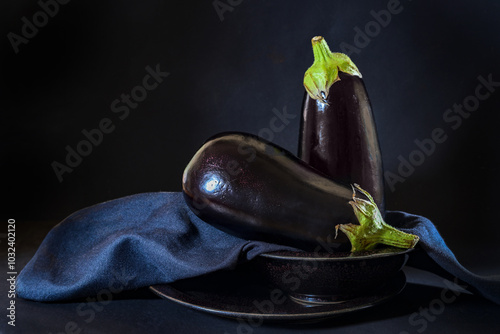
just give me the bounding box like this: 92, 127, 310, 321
336, 184, 419, 253
304, 36, 362, 102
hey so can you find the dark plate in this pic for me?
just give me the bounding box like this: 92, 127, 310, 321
150, 264, 406, 323
253, 247, 413, 301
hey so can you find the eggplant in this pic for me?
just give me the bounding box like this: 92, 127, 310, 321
182, 132, 418, 252
299, 36, 385, 213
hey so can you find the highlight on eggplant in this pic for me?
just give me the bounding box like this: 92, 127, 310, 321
299, 36, 385, 213
182, 132, 418, 252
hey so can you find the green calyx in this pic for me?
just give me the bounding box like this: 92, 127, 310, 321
304, 36, 362, 104
336, 184, 420, 253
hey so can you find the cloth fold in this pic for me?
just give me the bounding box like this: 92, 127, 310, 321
17, 192, 500, 305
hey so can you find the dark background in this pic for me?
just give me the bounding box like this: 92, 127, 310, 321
3, 0, 500, 266
0, 0, 500, 333
1, 2, 500, 331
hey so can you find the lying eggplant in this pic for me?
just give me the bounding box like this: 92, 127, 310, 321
299, 36, 385, 213
182, 132, 418, 252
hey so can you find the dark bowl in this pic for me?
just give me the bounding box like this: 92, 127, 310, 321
252, 247, 412, 304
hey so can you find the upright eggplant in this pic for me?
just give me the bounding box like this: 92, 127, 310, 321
182, 132, 418, 252
299, 36, 385, 213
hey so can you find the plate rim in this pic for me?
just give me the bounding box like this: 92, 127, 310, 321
149, 271, 406, 322
258, 246, 415, 261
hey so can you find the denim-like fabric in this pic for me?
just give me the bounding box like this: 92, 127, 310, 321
16, 192, 500, 304
388, 211, 500, 304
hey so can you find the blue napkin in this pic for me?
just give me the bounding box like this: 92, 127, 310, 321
17, 192, 500, 305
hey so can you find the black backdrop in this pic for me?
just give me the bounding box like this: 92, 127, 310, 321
2, 0, 500, 269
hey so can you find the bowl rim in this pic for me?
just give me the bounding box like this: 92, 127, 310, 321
258, 246, 415, 261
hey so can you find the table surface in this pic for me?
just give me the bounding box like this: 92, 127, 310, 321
1, 221, 499, 334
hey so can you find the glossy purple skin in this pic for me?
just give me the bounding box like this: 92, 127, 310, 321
182, 132, 353, 251
299, 72, 385, 213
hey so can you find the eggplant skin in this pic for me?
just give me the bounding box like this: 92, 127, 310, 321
182, 132, 354, 251
299, 72, 385, 213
